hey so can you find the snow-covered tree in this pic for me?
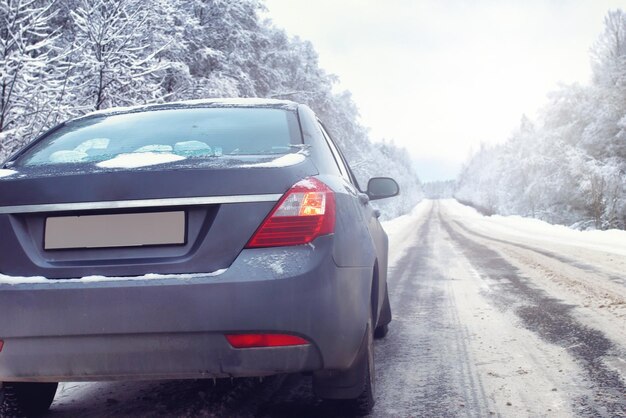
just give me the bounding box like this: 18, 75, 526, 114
456, 9, 626, 230
68, 0, 171, 110
0, 0, 424, 217
0, 0, 62, 156
178, 0, 268, 98
592, 9, 626, 90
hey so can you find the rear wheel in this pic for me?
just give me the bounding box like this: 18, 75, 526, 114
314, 311, 376, 416
344, 315, 375, 415
374, 323, 389, 339
0, 382, 58, 417
374, 286, 392, 339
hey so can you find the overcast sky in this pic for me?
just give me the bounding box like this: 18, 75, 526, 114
264, 0, 624, 181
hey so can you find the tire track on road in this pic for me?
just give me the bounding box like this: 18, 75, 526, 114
450, 219, 625, 287
373, 207, 489, 417
440, 213, 626, 417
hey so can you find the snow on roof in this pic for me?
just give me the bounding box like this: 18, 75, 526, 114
78, 98, 298, 120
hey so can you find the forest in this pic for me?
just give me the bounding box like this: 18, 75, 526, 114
456, 9, 626, 230
5, 1, 623, 229
0, 0, 423, 218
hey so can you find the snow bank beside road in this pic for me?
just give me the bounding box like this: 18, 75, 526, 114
442, 199, 626, 256
382, 199, 432, 267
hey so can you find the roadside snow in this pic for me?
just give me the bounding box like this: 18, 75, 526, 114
242, 153, 305, 168
439, 199, 626, 391
444, 243, 583, 417
443, 199, 626, 256
0, 269, 226, 285
382, 199, 432, 267
0, 169, 17, 178
97, 152, 185, 169
376, 200, 585, 417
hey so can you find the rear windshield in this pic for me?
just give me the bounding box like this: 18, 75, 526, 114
15, 107, 301, 167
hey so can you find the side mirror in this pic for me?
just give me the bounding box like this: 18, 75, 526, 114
367, 177, 400, 200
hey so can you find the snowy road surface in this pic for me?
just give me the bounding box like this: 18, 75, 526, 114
47, 200, 626, 417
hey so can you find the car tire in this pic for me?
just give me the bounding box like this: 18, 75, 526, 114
345, 314, 376, 415
374, 323, 389, 339
313, 310, 376, 416
374, 286, 391, 339
0, 382, 58, 417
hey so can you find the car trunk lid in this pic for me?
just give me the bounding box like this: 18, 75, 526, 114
0, 158, 317, 279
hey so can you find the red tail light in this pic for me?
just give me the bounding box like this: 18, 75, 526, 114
245, 177, 335, 248
225, 333, 310, 348
0, 340, 3, 352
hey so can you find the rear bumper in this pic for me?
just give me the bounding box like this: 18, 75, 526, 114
2, 334, 320, 382
0, 236, 372, 382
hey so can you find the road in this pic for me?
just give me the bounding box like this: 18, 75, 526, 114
48, 200, 626, 417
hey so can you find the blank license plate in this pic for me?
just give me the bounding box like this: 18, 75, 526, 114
45, 211, 186, 250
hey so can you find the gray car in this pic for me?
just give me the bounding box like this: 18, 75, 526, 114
0, 99, 398, 416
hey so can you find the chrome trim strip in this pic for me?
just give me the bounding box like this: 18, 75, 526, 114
0, 194, 283, 214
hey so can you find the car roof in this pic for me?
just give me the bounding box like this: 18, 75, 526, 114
74, 98, 300, 122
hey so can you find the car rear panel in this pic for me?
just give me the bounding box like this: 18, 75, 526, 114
0, 160, 317, 278
0, 236, 372, 381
